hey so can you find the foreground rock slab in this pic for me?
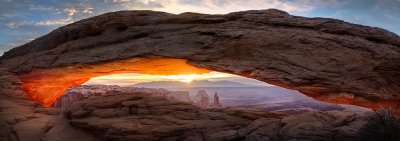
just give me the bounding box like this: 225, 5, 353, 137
65, 93, 368, 141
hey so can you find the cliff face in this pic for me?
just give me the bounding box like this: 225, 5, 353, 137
0, 9, 399, 110
52, 93, 84, 108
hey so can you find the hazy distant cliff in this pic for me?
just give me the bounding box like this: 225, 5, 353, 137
133, 80, 263, 88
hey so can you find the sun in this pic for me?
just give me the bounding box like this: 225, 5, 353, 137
162, 74, 198, 83
181, 79, 193, 83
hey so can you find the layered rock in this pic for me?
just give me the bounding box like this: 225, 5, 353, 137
0, 9, 399, 110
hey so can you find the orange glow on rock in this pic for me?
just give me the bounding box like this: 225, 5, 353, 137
298, 88, 400, 113
311, 92, 400, 113
18, 58, 211, 107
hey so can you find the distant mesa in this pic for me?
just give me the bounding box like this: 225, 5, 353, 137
133, 80, 264, 88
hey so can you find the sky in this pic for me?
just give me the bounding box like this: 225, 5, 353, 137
0, 0, 399, 56
0, 0, 399, 86
84, 72, 273, 86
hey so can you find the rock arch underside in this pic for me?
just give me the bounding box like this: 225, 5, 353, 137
0, 9, 399, 111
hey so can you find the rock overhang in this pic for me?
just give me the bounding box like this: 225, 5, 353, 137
0, 9, 399, 111
16, 58, 210, 106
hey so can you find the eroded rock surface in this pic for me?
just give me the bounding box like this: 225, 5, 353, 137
0, 68, 45, 141
0, 69, 96, 141
0, 9, 399, 110
65, 93, 368, 141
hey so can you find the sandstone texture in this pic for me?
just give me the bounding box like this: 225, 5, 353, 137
0, 9, 399, 110
64, 92, 368, 141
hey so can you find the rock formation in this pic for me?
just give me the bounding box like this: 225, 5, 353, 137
213, 92, 222, 108
52, 92, 84, 108
0, 9, 399, 111
195, 90, 210, 107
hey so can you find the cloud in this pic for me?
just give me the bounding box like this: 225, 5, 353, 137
63, 6, 94, 17
64, 7, 78, 16
29, 5, 58, 11
35, 17, 74, 26
3, 20, 33, 28
1, 17, 73, 28
33, 6, 95, 26
123, 0, 319, 14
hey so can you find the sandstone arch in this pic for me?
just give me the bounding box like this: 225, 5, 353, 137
0, 9, 399, 110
